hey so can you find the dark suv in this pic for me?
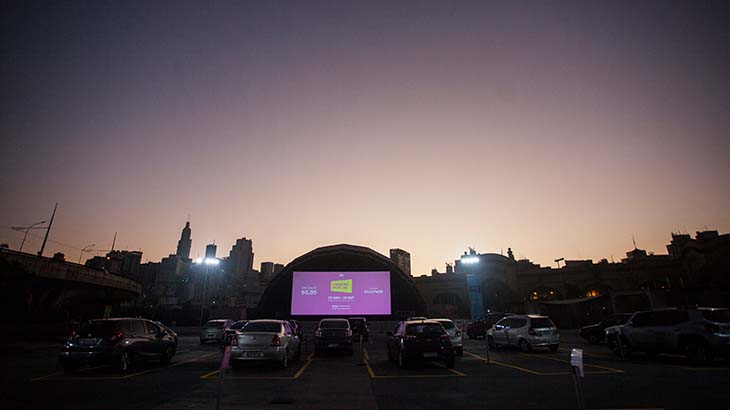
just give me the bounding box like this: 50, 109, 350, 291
605, 307, 730, 364
348, 317, 369, 342
59, 318, 178, 373
315, 318, 353, 355
466, 312, 510, 339
579, 313, 633, 344
386, 320, 455, 368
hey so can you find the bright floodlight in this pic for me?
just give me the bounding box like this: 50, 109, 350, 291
461, 256, 480, 264
195, 257, 204, 264
204, 258, 220, 266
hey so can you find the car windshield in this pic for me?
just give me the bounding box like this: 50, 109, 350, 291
77, 321, 118, 337
702, 309, 730, 323
320, 320, 348, 329
406, 324, 444, 335
530, 318, 555, 328
349, 319, 365, 326
437, 320, 455, 329
242, 322, 281, 333
204, 321, 226, 328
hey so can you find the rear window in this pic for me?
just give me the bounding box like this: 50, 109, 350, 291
230, 321, 248, 330
406, 323, 444, 335
242, 322, 282, 333
437, 320, 455, 329
702, 309, 730, 323
320, 320, 349, 329
77, 321, 118, 337
205, 321, 226, 328
530, 318, 555, 328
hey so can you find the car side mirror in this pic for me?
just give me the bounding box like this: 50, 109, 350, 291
385, 331, 393, 336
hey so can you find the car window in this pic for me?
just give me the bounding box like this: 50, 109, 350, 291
655, 310, 688, 326
283, 323, 293, 335
701, 309, 730, 323
530, 318, 555, 328
128, 320, 146, 335
243, 322, 282, 333
511, 318, 528, 328
204, 321, 226, 328
78, 321, 118, 337
437, 320, 455, 329
320, 320, 349, 329
631, 312, 655, 327
494, 318, 509, 328
405, 323, 444, 335
230, 321, 247, 330
145, 321, 161, 334
395, 323, 404, 336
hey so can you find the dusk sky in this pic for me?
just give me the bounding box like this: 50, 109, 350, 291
1, 1, 728, 275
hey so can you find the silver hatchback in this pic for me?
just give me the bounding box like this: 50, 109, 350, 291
230, 320, 301, 369
200, 319, 234, 343
487, 315, 560, 352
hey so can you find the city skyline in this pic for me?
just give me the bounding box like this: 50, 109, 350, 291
2, 1, 728, 276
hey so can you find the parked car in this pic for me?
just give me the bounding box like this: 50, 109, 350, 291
406, 316, 428, 321
315, 318, 353, 355
348, 317, 370, 342
466, 312, 511, 339
433, 318, 463, 356
605, 307, 730, 364
487, 315, 560, 352
221, 320, 248, 347
287, 319, 304, 339
230, 320, 301, 369
59, 318, 178, 373
386, 320, 455, 368
579, 314, 633, 344
200, 319, 234, 344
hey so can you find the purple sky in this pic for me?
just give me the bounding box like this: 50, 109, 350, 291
1, 1, 728, 274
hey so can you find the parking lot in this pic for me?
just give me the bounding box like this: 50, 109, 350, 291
2, 329, 729, 410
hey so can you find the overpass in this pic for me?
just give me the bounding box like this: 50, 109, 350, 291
0, 248, 142, 334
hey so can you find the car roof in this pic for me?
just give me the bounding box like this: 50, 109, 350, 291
320, 318, 349, 322
248, 319, 283, 324
404, 319, 442, 325
431, 318, 454, 322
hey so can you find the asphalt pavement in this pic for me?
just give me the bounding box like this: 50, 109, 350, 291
2, 330, 729, 410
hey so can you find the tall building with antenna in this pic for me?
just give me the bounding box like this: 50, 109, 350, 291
176, 221, 192, 261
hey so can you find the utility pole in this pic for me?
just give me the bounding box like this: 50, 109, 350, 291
111, 232, 117, 252
38, 202, 58, 257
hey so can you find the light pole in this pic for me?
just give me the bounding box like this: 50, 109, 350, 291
79, 244, 96, 264
195, 257, 220, 326
14, 221, 46, 252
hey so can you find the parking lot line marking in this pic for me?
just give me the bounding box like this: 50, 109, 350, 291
372, 374, 463, 379
293, 352, 315, 379
463, 351, 543, 375
518, 353, 624, 373
558, 347, 615, 360
429, 361, 467, 376
363, 349, 376, 379
200, 369, 220, 379
31, 371, 65, 381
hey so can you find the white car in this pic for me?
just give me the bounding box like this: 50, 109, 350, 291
230, 320, 301, 369
433, 318, 463, 356
487, 315, 560, 352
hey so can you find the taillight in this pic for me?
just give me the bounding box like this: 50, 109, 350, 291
455, 330, 461, 337
346, 329, 352, 337
403, 335, 417, 341
231, 336, 238, 346
70, 330, 76, 338
271, 334, 281, 347
528, 328, 537, 336
315, 330, 322, 337
440, 333, 450, 340
111, 330, 124, 341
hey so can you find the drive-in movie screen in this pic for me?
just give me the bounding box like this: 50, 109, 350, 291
291, 271, 391, 315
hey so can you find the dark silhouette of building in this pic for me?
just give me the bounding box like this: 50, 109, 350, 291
85, 250, 143, 280
205, 243, 217, 259
228, 238, 254, 277
260, 262, 274, 277
176, 221, 192, 261
273, 263, 284, 275
390, 248, 411, 276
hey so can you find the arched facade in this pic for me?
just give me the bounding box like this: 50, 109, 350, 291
256, 244, 427, 320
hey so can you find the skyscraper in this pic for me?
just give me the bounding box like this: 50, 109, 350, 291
390, 248, 411, 276
176, 221, 192, 260
228, 237, 254, 276
205, 243, 217, 259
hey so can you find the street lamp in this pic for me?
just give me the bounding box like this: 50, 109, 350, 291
79, 244, 96, 264
12, 221, 46, 253
194, 257, 220, 326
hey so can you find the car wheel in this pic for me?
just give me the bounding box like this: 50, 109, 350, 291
487, 336, 496, 350
548, 344, 559, 352
587, 334, 600, 344
455, 346, 463, 356
161, 346, 175, 364
518, 339, 531, 352
612, 336, 632, 359
398, 350, 407, 369
444, 355, 455, 369
282, 349, 289, 369
686, 341, 711, 365
63, 364, 79, 374
118, 350, 132, 373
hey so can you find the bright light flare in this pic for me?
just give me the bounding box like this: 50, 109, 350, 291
461, 256, 480, 264
195, 257, 220, 266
